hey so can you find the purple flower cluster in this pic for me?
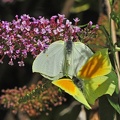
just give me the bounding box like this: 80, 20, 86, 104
79, 21, 99, 43
0, 14, 81, 66
0, 14, 99, 66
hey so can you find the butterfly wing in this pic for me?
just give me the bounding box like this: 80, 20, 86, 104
52, 78, 91, 109
77, 49, 112, 80
67, 41, 93, 78
33, 41, 93, 80
77, 49, 116, 104
84, 71, 116, 105
32, 41, 65, 80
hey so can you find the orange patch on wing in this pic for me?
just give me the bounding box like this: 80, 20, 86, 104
52, 78, 92, 109
52, 78, 76, 95
77, 49, 111, 80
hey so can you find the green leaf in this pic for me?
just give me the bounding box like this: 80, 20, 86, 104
99, 95, 116, 120
109, 0, 116, 6
107, 92, 120, 114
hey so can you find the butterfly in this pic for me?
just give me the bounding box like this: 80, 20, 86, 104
52, 49, 116, 109
32, 40, 93, 80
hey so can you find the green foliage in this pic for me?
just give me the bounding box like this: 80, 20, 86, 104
19, 80, 51, 103
19, 85, 42, 103
111, 11, 120, 29
108, 92, 120, 114
99, 95, 116, 120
